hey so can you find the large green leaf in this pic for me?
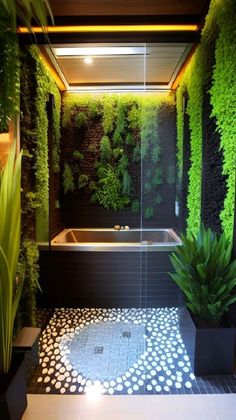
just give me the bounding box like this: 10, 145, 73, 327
169, 223, 236, 325
0, 142, 22, 373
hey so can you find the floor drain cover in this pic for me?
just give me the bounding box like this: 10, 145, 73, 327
94, 346, 103, 354
122, 331, 131, 338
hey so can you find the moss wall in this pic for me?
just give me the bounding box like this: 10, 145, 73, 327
19, 46, 61, 326
176, 0, 236, 241
60, 93, 177, 227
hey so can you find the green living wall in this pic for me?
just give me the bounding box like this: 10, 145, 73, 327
19, 46, 61, 326
176, 0, 236, 241
61, 92, 174, 219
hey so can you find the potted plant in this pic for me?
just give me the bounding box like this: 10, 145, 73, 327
170, 224, 236, 375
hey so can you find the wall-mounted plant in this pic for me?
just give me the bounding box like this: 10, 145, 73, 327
88, 143, 97, 154
125, 133, 134, 146
144, 207, 154, 219
155, 194, 162, 205
75, 111, 87, 130
17, 239, 40, 328
131, 198, 140, 215
73, 150, 84, 160
102, 95, 116, 134
113, 130, 123, 146
144, 182, 152, 194
78, 173, 90, 189
113, 147, 123, 160
117, 154, 128, 173
122, 170, 132, 196
91, 165, 129, 211
128, 104, 140, 130
132, 144, 141, 163
167, 165, 175, 185
152, 167, 163, 186
100, 135, 112, 162
152, 145, 161, 163
63, 163, 75, 194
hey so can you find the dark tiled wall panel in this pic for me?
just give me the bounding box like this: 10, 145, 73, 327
38, 250, 181, 308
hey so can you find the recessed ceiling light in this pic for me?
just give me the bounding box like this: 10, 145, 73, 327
54, 46, 145, 57
84, 57, 93, 64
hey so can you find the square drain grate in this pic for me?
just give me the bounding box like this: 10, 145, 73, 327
94, 346, 103, 354
122, 331, 131, 338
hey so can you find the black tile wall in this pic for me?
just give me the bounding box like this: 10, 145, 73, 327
38, 250, 181, 308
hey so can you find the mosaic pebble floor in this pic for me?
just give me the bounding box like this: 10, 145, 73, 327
29, 308, 236, 395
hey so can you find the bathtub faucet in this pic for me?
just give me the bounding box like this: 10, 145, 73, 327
114, 225, 130, 230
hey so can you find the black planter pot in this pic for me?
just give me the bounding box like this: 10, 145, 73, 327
179, 306, 236, 375
13, 327, 41, 387
0, 352, 27, 420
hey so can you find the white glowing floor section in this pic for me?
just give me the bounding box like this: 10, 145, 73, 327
33, 307, 198, 395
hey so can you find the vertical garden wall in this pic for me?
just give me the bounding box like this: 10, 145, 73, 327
59, 93, 176, 229
19, 46, 61, 326
176, 0, 236, 241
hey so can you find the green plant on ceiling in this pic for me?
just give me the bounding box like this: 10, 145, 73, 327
0, 142, 22, 374
170, 224, 236, 325
63, 163, 75, 194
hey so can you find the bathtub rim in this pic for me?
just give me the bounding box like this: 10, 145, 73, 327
38, 228, 181, 252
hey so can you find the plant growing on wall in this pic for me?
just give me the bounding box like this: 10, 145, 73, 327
78, 173, 89, 189
61, 93, 175, 216
0, 0, 53, 131
176, 0, 236, 240
75, 111, 87, 130
100, 135, 112, 162
91, 165, 129, 211
73, 150, 84, 160
63, 163, 75, 194
17, 239, 40, 328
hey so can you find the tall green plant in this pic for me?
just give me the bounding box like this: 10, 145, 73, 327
0, 142, 22, 374
0, 0, 53, 32
170, 225, 236, 325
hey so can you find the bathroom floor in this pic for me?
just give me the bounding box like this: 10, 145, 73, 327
29, 308, 236, 396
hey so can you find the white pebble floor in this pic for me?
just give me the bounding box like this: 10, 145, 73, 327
30, 307, 197, 395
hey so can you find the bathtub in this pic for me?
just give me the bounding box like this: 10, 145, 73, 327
38, 227, 182, 308
48, 228, 181, 252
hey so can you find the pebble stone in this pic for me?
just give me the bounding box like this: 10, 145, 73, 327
33, 307, 196, 396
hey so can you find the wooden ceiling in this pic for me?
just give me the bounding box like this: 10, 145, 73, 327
49, 0, 210, 18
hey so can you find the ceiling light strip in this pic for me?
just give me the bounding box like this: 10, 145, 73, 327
18, 24, 198, 34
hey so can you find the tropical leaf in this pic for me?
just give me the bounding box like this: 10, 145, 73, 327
0, 142, 22, 373
169, 224, 236, 325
